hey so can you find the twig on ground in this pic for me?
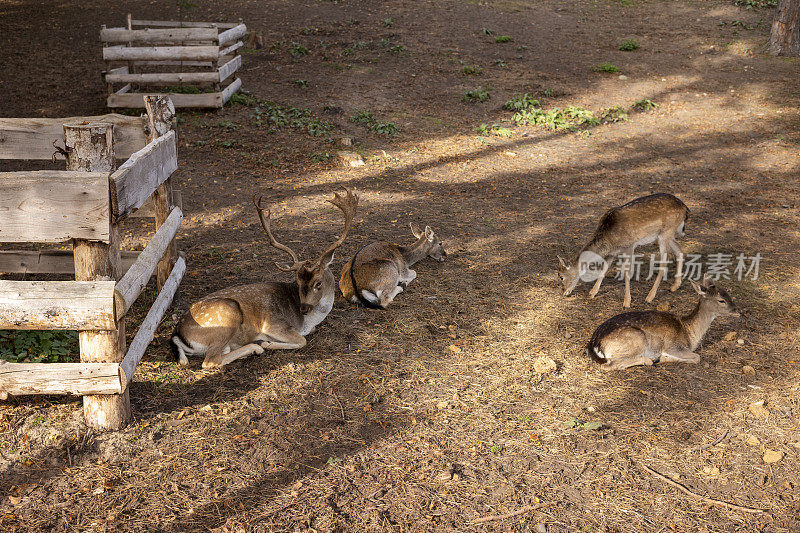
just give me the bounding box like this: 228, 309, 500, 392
692, 429, 729, 451
638, 462, 768, 514
471, 503, 550, 525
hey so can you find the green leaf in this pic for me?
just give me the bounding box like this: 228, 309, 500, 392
583, 421, 603, 431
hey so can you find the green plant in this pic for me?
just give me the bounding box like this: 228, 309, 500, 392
633, 98, 658, 111
541, 88, 555, 97
482, 28, 495, 35
388, 44, 407, 54
568, 418, 603, 430
0, 330, 79, 363
383, 17, 394, 27
564, 105, 600, 126
289, 42, 309, 57
493, 59, 507, 67
294, 79, 308, 88
489, 444, 504, 454
161, 85, 202, 94
370, 122, 400, 137
594, 62, 620, 73
462, 86, 490, 103
234, 94, 333, 136
311, 151, 332, 162
462, 65, 482, 75
735, 0, 777, 8
300, 26, 313, 35
351, 109, 376, 124
476, 123, 513, 137
601, 105, 628, 123
619, 39, 639, 51
494, 35, 512, 43
503, 93, 540, 112
229, 92, 258, 106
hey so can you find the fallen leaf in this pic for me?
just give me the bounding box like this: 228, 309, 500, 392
583, 421, 603, 431
742, 365, 755, 375
723, 331, 737, 341
748, 400, 769, 418
746, 435, 760, 446
8, 496, 20, 505
763, 449, 784, 463
447, 344, 462, 354
533, 356, 557, 374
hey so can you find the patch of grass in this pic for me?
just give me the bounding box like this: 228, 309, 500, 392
494, 35, 513, 43
503, 93, 540, 112
217, 120, 238, 130
310, 151, 332, 162
382, 17, 393, 27
461, 65, 482, 75
633, 98, 658, 111
476, 123, 514, 137
294, 79, 308, 88
493, 59, 507, 67
734, 0, 777, 8
564, 105, 600, 126
370, 122, 400, 137
619, 39, 639, 51
0, 330, 78, 363
510, 102, 599, 131
289, 42, 309, 57
541, 88, 555, 97
594, 62, 620, 73
489, 444, 504, 454
601, 105, 628, 123
161, 85, 202, 94
462, 86, 491, 103
351, 110, 376, 124
217, 139, 239, 148
388, 44, 407, 54
230, 93, 333, 136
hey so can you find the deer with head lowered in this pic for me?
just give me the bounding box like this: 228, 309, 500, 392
585, 276, 740, 370
172, 189, 358, 369
558, 193, 689, 308
339, 224, 446, 309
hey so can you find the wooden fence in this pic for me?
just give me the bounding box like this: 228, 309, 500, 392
0, 96, 185, 430
101, 14, 245, 108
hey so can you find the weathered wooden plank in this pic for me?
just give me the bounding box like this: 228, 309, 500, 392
218, 55, 241, 83
103, 45, 219, 62
0, 361, 125, 398
105, 71, 220, 85
221, 77, 243, 105
0, 115, 147, 160
116, 84, 132, 94
0, 280, 116, 330
110, 130, 177, 219
115, 207, 182, 317
0, 250, 138, 275
126, 60, 213, 67
121, 256, 185, 383
0, 171, 109, 243
101, 27, 218, 43
106, 65, 129, 76
220, 40, 243, 57
130, 189, 182, 218
131, 19, 238, 29
218, 24, 247, 46
107, 91, 223, 109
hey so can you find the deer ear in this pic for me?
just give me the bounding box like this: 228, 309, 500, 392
690, 279, 707, 295
318, 250, 335, 269
410, 223, 423, 239
424, 226, 435, 241
557, 255, 568, 269
702, 274, 716, 289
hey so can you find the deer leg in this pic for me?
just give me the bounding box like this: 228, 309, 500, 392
668, 239, 685, 292
259, 327, 307, 350
380, 285, 404, 307
659, 349, 700, 364
211, 343, 266, 368
622, 247, 635, 308
587, 260, 609, 299
645, 240, 668, 304
602, 356, 655, 371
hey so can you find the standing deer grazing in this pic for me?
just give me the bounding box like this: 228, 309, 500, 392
339, 224, 446, 309
557, 193, 689, 308
172, 190, 358, 369
585, 276, 740, 370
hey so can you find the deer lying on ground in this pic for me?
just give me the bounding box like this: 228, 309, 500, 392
585, 276, 740, 370
339, 224, 446, 309
558, 193, 689, 308
172, 190, 358, 369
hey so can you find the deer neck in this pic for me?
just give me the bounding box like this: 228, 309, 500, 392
681, 300, 717, 351
399, 238, 429, 266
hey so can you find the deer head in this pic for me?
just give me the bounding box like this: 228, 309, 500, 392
254, 189, 359, 314
410, 223, 447, 262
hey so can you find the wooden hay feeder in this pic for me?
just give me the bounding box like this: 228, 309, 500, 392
101, 15, 246, 109
0, 97, 185, 431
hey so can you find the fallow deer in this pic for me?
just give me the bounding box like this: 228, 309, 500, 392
585, 276, 740, 370
172, 189, 359, 369
558, 193, 689, 307
339, 224, 446, 309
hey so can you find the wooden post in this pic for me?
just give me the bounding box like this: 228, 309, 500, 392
64, 123, 130, 431
770, 0, 800, 56
143, 96, 178, 290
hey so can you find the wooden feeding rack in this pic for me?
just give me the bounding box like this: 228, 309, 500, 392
0, 97, 185, 431
101, 15, 246, 108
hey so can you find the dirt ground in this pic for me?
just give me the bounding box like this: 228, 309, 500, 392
2, 0, 800, 531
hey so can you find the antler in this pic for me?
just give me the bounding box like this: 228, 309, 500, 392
318, 189, 359, 264
253, 194, 303, 272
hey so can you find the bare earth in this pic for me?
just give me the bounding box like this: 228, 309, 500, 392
1, 0, 799, 531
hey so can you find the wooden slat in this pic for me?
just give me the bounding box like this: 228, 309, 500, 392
107, 91, 223, 109
131, 19, 238, 29
0, 115, 147, 160
110, 131, 177, 219
130, 189, 182, 218
105, 71, 220, 85
0, 171, 109, 243
0, 250, 139, 275
115, 207, 182, 317
218, 55, 241, 83
101, 27, 218, 43
0, 361, 125, 397
126, 60, 213, 67
121, 256, 185, 382
220, 41, 243, 56
218, 24, 247, 46
103, 45, 219, 62
221, 77, 243, 105
107, 65, 129, 76
0, 280, 116, 330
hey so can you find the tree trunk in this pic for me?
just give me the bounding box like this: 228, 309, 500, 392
771, 0, 800, 56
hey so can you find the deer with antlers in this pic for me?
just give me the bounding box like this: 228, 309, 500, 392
172, 190, 359, 369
